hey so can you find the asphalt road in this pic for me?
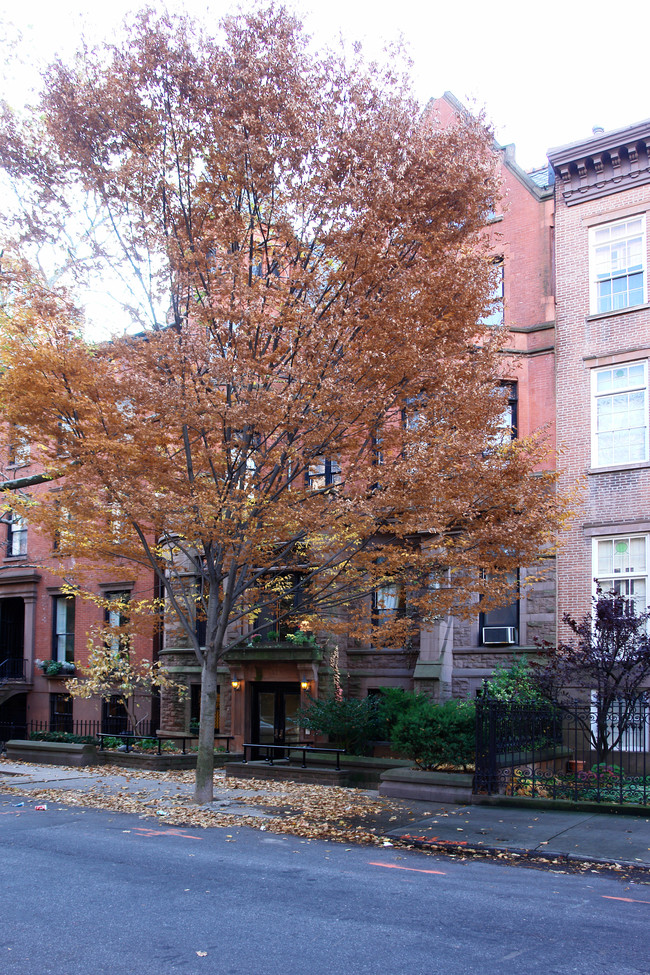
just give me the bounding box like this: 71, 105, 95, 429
2, 794, 649, 975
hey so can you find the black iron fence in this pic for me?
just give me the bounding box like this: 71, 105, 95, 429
0, 717, 156, 746
475, 696, 650, 806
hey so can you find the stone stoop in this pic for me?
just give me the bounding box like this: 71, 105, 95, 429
379, 767, 474, 803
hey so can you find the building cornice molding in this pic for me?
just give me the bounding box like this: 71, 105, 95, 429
548, 120, 650, 206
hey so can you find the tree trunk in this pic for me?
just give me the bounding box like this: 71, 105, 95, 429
195, 653, 219, 803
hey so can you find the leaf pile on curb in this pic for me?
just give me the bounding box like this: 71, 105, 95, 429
0, 762, 397, 845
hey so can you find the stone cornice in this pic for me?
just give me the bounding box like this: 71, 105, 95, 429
548, 119, 650, 206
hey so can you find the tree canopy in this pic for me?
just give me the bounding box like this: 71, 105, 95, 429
0, 5, 565, 801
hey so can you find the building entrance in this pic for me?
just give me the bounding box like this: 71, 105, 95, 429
250, 682, 301, 750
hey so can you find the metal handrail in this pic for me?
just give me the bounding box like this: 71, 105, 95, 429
97, 731, 234, 755
242, 742, 345, 770
0, 658, 27, 683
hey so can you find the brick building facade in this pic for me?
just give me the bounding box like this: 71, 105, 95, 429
549, 118, 650, 635
0, 483, 157, 737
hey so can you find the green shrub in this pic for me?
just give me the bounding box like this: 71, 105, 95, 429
296, 696, 382, 756
136, 737, 159, 751
286, 631, 317, 647
390, 699, 476, 771
29, 730, 97, 745
484, 658, 546, 703
100, 735, 128, 749
374, 687, 427, 739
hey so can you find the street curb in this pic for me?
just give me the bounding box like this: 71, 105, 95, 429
389, 834, 650, 872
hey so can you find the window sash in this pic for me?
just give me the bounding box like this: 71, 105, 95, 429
307, 456, 342, 491
591, 362, 648, 467
590, 217, 646, 314
372, 584, 405, 624
105, 592, 129, 654
53, 596, 75, 663
594, 535, 648, 617
8, 513, 27, 557
481, 259, 504, 328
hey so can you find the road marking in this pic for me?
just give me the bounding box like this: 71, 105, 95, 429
602, 895, 650, 905
368, 862, 446, 875
131, 827, 203, 840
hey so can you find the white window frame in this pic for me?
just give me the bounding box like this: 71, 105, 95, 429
589, 215, 646, 315
592, 534, 648, 616
8, 512, 27, 557
591, 361, 648, 468
52, 595, 75, 664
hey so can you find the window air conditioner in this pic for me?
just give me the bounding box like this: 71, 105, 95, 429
482, 626, 518, 645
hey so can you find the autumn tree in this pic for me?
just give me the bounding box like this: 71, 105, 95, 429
0, 6, 564, 802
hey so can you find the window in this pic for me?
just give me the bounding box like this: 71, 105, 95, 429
7, 512, 27, 557
591, 692, 649, 752
254, 572, 305, 640
102, 695, 129, 734
481, 259, 504, 328
307, 456, 342, 491
104, 591, 129, 655
372, 584, 405, 625
52, 503, 71, 553
52, 595, 75, 663
7, 428, 30, 468
50, 692, 73, 733
190, 683, 220, 732
498, 383, 518, 440
487, 383, 518, 451
479, 570, 519, 644
590, 217, 646, 314
591, 362, 647, 468
594, 535, 648, 614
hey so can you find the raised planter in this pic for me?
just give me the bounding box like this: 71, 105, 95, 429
6, 739, 98, 767
6, 739, 243, 771
379, 767, 475, 804
97, 750, 243, 771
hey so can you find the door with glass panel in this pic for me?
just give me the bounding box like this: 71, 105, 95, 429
251, 683, 301, 757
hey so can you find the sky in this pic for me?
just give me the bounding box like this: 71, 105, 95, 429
2, 0, 649, 171
0, 0, 648, 334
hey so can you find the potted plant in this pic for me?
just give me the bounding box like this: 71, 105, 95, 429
36, 659, 76, 677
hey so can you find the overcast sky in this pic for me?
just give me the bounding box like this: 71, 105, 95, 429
1, 0, 647, 335
2, 0, 649, 172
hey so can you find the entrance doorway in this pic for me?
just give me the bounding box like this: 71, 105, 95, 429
251, 682, 301, 750
0, 598, 24, 663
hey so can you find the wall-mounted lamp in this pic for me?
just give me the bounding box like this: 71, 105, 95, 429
300, 680, 311, 691
231, 680, 241, 690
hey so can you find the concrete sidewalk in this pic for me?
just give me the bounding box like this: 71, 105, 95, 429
0, 760, 272, 817
2, 760, 650, 868
385, 800, 650, 869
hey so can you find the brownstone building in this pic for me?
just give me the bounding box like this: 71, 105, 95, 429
159, 94, 560, 749
0, 482, 158, 739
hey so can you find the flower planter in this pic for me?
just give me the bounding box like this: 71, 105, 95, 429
379, 767, 475, 804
